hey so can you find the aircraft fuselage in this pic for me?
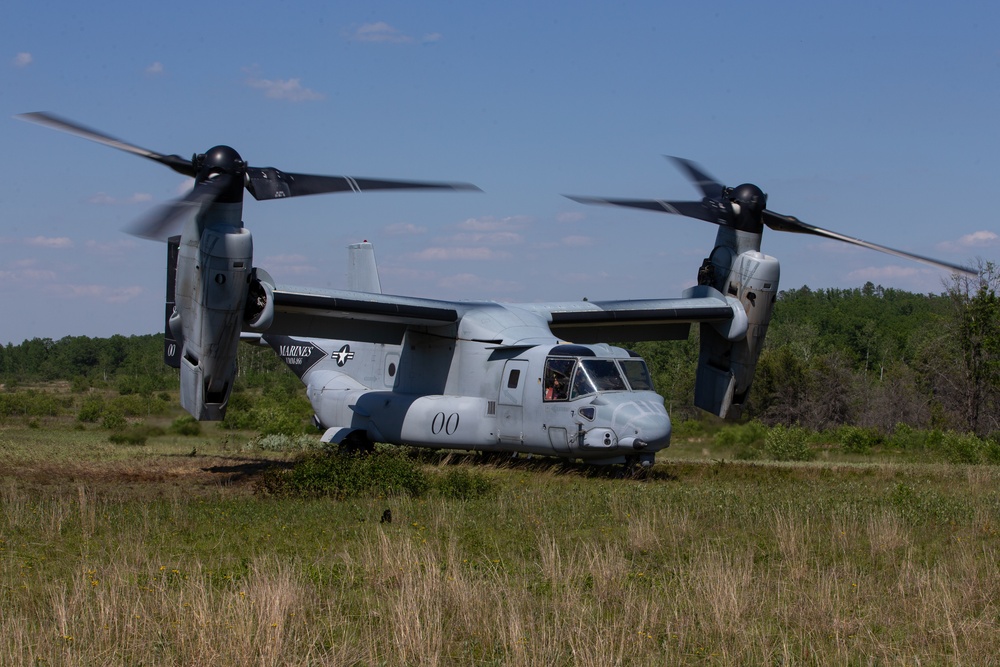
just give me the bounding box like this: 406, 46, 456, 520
268, 333, 670, 465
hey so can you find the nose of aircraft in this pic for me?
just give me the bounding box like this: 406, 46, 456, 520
608, 395, 672, 450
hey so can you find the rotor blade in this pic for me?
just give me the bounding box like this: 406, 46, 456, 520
667, 156, 726, 201
564, 195, 723, 224
125, 174, 233, 241
762, 209, 977, 277
15, 112, 195, 176
246, 167, 481, 201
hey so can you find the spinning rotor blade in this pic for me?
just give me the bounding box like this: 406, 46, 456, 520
125, 174, 234, 241
16, 112, 194, 176
563, 195, 721, 224
568, 157, 977, 278
245, 168, 480, 201
667, 156, 725, 201
761, 210, 976, 277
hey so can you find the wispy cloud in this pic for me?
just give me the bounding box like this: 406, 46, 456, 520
347, 22, 442, 45
25, 236, 73, 249
936, 230, 999, 253
0, 258, 57, 282
13, 52, 32, 67
145, 61, 164, 75
246, 75, 325, 102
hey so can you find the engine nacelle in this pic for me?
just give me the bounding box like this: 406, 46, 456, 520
174, 225, 253, 420
693, 227, 780, 418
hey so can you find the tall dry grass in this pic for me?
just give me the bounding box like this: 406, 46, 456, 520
2, 463, 1000, 664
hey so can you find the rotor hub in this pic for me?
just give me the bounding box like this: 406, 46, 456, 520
195, 145, 246, 203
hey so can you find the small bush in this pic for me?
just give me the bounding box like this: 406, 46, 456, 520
101, 411, 126, 431
108, 424, 164, 446
109, 430, 148, 446
436, 468, 494, 500
257, 449, 429, 499
717, 421, 767, 460
940, 431, 1000, 465
77, 396, 106, 423
839, 426, 882, 454
764, 425, 814, 461
170, 415, 201, 436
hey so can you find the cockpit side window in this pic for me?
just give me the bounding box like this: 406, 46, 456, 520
620, 359, 654, 391
543, 358, 575, 401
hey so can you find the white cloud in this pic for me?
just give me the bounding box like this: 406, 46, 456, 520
422, 33, 443, 43
145, 61, 164, 75
384, 222, 427, 236
25, 236, 73, 249
0, 264, 57, 282
13, 52, 32, 67
350, 22, 415, 44
937, 230, 999, 252
246, 76, 325, 102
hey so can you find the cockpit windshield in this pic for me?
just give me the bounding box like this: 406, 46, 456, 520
543, 356, 654, 401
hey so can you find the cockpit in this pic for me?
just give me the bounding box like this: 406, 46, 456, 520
543, 345, 654, 401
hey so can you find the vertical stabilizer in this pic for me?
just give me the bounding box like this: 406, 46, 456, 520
348, 241, 382, 293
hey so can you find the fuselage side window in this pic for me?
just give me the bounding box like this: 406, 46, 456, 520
543, 358, 575, 401
507, 369, 521, 389
620, 359, 654, 391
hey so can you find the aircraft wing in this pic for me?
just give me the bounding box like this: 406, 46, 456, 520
263, 285, 465, 344
258, 283, 745, 346
518, 286, 747, 343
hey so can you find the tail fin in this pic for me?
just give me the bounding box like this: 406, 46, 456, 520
347, 241, 382, 293
693, 227, 779, 418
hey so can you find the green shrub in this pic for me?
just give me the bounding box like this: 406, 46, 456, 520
764, 425, 814, 461
717, 421, 767, 460
77, 395, 106, 422
257, 449, 429, 499
109, 430, 148, 445
939, 431, 1000, 464
436, 468, 494, 500
170, 415, 201, 436
101, 411, 126, 431
839, 426, 882, 454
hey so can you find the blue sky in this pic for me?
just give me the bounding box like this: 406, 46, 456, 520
1, 0, 997, 344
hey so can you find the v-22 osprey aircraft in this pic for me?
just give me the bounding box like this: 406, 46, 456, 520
18, 113, 975, 466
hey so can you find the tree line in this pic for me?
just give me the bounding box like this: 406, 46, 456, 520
3, 267, 998, 438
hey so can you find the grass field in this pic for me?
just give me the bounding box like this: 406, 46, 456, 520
2, 410, 1000, 665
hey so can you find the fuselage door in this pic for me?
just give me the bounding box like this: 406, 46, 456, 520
497, 359, 529, 444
